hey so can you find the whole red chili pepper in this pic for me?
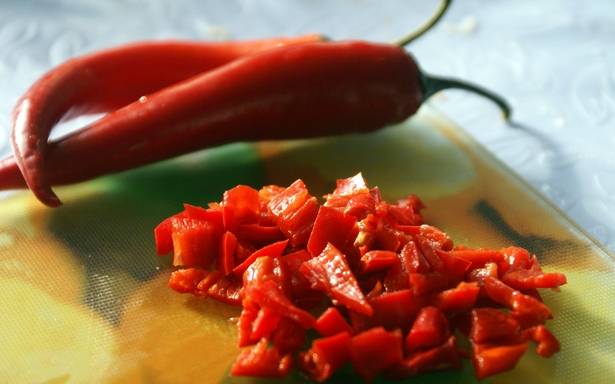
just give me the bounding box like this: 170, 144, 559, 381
9, 34, 324, 206
0, 40, 509, 204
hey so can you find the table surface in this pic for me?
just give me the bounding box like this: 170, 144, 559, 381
1, 0, 613, 253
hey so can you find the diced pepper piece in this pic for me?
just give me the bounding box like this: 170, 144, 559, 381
344, 192, 376, 219
375, 226, 408, 252
388, 194, 424, 225
300, 243, 373, 316
470, 308, 521, 344
195, 270, 222, 296
360, 250, 398, 274
499, 246, 532, 274
483, 277, 552, 322
233, 239, 289, 275
502, 269, 567, 290
368, 289, 425, 331
183, 203, 224, 236
436, 250, 472, 282
282, 249, 322, 305
168, 268, 208, 294
445, 249, 504, 270
392, 336, 461, 378
433, 282, 480, 312
222, 185, 260, 231
154, 216, 175, 255
271, 317, 306, 354
268, 180, 318, 247
406, 307, 449, 352
315, 307, 353, 337
171, 216, 218, 267
334, 173, 369, 195
301, 332, 352, 382
383, 241, 427, 291
219, 231, 238, 275
246, 279, 316, 329
251, 307, 282, 342
242, 256, 288, 294
528, 325, 560, 358
231, 338, 292, 378
409, 272, 449, 296
350, 327, 404, 381
238, 298, 259, 347
307, 206, 357, 256
467, 262, 499, 282
207, 274, 242, 305
236, 224, 285, 245
280, 197, 320, 247
472, 341, 529, 380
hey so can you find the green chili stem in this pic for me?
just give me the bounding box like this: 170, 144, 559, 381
394, 0, 452, 47
420, 73, 512, 120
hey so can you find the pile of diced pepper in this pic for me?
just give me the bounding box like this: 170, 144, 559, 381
154, 174, 566, 381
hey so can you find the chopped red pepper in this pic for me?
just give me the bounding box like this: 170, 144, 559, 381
154, 216, 175, 255
155, 176, 566, 381
207, 274, 242, 305
360, 250, 398, 274
307, 205, 357, 256
218, 231, 238, 275
250, 307, 282, 343
433, 281, 480, 312
470, 308, 521, 344
168, 268, 208, 294
368, 289, 425, 331
271, 317, 306, 354
406, 306, 449, 352
222, 185, 260, 231
235, 224, 285, 246
170, 216, 218, 267
233, 239, 288, 275
349, 327, 404, 381
300, 243, 373, 316
231, 338, 292, 378
246, 279, 316, 329
392, 336, 461, 378
315, 307, 353, 337
301, 332, 352, 382
528, 325, 560, 358
472, 341, 529, 380
502, 268, 567, 290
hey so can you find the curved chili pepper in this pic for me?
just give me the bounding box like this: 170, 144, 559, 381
2, 41, 509, 204
9, 34, 324, 206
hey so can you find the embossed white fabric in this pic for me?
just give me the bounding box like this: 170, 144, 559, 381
0, 0, 613, 251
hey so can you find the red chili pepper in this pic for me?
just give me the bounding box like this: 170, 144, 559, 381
405, 306, 449, 352
472, 341, 529, 380
360, 250, 399, 274
392, 336, 461, 378
307, 206, 357, 256
167, 268, 209, 294
300, 242, 373, 316
300, 332, 352, 382
432, 281, 480, 312
349, 327, 404, 381
218, 231, 238, 275
315, 307, 353, 337
470, 308, 521, 344
233, 239, 288, 275
367, 289, 425, 331
231, 338, 293, 378
3, 40, 510, 206
8, 35, 324, 206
